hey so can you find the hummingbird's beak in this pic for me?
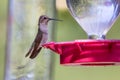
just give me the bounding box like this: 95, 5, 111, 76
49, 18, 62, 21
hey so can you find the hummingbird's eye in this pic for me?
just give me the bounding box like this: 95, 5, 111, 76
43, 17, 47, 19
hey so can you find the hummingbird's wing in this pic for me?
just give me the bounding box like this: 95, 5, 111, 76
25, 29, 43, 59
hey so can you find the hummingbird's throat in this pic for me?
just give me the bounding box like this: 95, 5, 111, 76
40, 24, 48, 34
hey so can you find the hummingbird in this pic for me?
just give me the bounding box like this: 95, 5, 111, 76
25, 15, 61, 59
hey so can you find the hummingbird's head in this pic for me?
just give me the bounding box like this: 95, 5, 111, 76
38, 15, 62, 25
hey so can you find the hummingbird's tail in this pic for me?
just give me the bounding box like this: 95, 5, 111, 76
29, 47, 42, 59
25, 46, 42, 59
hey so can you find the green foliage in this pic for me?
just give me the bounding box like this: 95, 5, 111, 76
0, 0, 7, 80
56, 10, 87, 42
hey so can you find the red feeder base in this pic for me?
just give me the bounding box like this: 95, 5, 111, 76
43, 40, 120, 66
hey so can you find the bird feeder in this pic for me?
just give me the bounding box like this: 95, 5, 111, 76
43, 0, 120, 66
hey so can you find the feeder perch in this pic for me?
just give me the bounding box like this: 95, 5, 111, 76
43, 40, 120, 66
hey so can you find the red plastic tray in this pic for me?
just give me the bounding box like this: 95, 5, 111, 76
43, 40, 120, 66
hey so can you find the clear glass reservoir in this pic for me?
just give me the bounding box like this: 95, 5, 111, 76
66, 0, 120, 39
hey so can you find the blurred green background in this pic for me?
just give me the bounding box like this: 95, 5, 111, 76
0, 0, 7, 80
1, 0, 120, 80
